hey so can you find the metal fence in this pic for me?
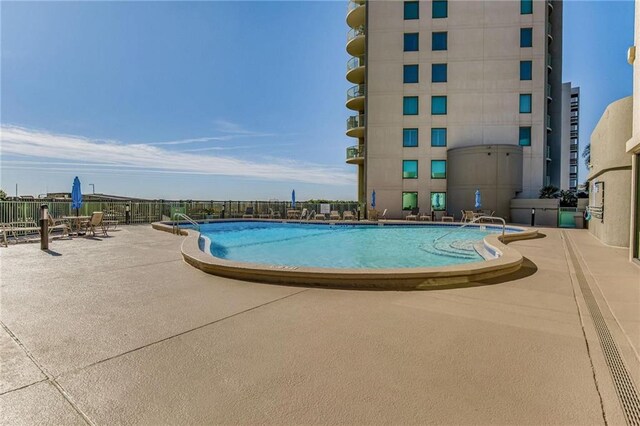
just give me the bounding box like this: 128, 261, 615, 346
0, 200, 360, 224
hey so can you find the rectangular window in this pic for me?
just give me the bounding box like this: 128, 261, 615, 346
520, 61, 532, 80
570, 165, 578, 174
431, 192, 446, 211
404, 33, 419, 51
404, 1, 419, 19
520, 28, 533, 48
404, 96, 419, 115
519, 94, 532, 113
519, 126, 531, 146
432, 0, 448, 18
403, 160, 418, 179
521, 0, 533, 14
432, 64, 447, 82
402, 192, 418, 210
431, 96, 447, 115
404, 64, 419, 83
431, 128, 447, 147
403, 128, 419, 147
431, 160, 446, 179
432, 32, 447, 51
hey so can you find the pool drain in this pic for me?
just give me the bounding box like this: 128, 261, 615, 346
564, 231, 640, 425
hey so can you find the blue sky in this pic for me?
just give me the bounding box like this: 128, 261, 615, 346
0, 1, 635, 200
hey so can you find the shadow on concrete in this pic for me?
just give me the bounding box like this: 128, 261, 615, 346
475, 256, 539, 285
43, 249, 62, 257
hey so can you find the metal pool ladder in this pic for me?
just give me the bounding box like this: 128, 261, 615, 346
172, 213, 200, 234
434, 216, 506, 242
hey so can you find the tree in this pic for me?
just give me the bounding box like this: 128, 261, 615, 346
558, 190, 578, 207
539, 185, 559, 199
0, 189, 6, 200
582, 144, 590, 168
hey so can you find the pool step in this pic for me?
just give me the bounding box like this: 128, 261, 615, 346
420, 239, 478, 260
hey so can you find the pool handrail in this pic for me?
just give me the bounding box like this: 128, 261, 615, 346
434, 216, 506, 242
172, 213, 200, 234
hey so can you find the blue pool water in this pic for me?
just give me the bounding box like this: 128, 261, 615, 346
195, 221, 514, 269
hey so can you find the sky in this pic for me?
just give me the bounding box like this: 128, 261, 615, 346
0, 0, 635, 201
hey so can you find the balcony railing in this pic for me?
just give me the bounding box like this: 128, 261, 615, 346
547, 23, 553, 39
346, 145, 365, 161
347, 114, 365, 131
546, 83, 552, 99
347, 55, 366, 72
546, 145, 552, 161
347, 84, 366, 101
547, 55, 552, 69
547, 0, 553, 10
546, 114, 552, 130
348, 0, 365, 13
347, 26, 365, 42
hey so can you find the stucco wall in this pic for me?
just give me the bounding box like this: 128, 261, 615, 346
447, 145, 523, 220
510, 198, 559, 227
588, 96, 633, 247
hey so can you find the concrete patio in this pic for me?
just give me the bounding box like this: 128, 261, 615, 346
1, 225, 638, 425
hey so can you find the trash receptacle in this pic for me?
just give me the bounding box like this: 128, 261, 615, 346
574, 213, 584, 229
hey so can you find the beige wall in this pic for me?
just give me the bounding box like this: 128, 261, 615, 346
588, 96, 633, 247
626, 0, 639, 259
510, 198, 559, 227
364, 0, 554, 219
447, 145, 523, 220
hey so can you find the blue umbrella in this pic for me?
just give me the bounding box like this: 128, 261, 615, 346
475, 189, 482, 210
371, 190, 376, 209
435, 193, 441, 210
291, 190, 296, 209
71, 176, 83, 216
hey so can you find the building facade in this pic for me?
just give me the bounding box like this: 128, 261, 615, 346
560, 83, 580, 191
345, 0, 563, 219
626, 0, 639, 261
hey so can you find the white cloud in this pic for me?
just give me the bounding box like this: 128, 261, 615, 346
0, 125, 355, 185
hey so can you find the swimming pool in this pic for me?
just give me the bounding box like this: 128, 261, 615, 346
195, 221, 517, 269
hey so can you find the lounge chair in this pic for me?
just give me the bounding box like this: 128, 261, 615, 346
300, 208, 308, 220
329, 210, 341, 221
419, 212, 432, 221
83, 212, 108, 237
270, 209, 281, 219
242, 207, 255, 218
1, 222, 41, 246
406, 208, 419, 221
314, 213, 326, 220
48, 216, 71, 238
461, 210, 475, 222
259, 210, 271, 219
441, 215, 454, 222
342, 210, 355, 221
380, 209, 388, 221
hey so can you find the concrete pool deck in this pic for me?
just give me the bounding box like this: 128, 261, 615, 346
1, 225, 639, 424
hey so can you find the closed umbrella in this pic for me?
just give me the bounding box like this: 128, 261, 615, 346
435, 193, 442, 210
371, 190, 376, 209
291, 190, 296, 209
475, 189, 482, 211
71, 176, 83, 216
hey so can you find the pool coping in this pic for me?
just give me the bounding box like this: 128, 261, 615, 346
153, 220, 539, 290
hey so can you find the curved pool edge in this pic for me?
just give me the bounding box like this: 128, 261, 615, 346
154, 220, 540, 290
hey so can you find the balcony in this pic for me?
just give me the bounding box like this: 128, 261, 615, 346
546, 114, 552, 131
347, 26, 366, 56
346, 0, 366, 29
346, 84, 366, 111
547, 0, 553, 11
346, 114, 365, 138
346, 144, 365, 164
547, 23, 553, 41
346, 56, 366, 84
546, 145, 552, 162
547, 55, 553, 70
546, 83, 552, 100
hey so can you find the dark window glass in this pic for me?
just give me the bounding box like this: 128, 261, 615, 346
519, 127, 532, 146
520, 60, 532, 80
404, 33, 419, 51
521, 0, 533, 14
519, 94, 532, 113
431, 160, 446, 179
431, 192, 446, 211
520, 28, 533, 47
402, 192, 418, 210
431, 128, 447, 146
432, 0, 448, 18
432, 32, 447, 50
403, 160, 418, 179
403, 128, 419, 147
404, 1, 419, 19
404, 64, 419, 83
404, 96, 419, 115
432, 64, 447, 82
431, 96, 447, 115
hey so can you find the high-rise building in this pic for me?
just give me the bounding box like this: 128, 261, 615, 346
560, 83, 580, 191
345, 0, 563, 219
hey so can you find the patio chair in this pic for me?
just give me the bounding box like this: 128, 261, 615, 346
270, 209, 281, 219
342, 210, 355, 221
259, 210, 271, 219
405, 208, 419, 221
83, 212, 108, 237
242, 207, 255, 218
48, 216, 71, 238
329, 210, 341, 221
461, 210, 475, 222
314, 212, 326, 220
419, 212, 432, 221
441, 214, 454, 222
